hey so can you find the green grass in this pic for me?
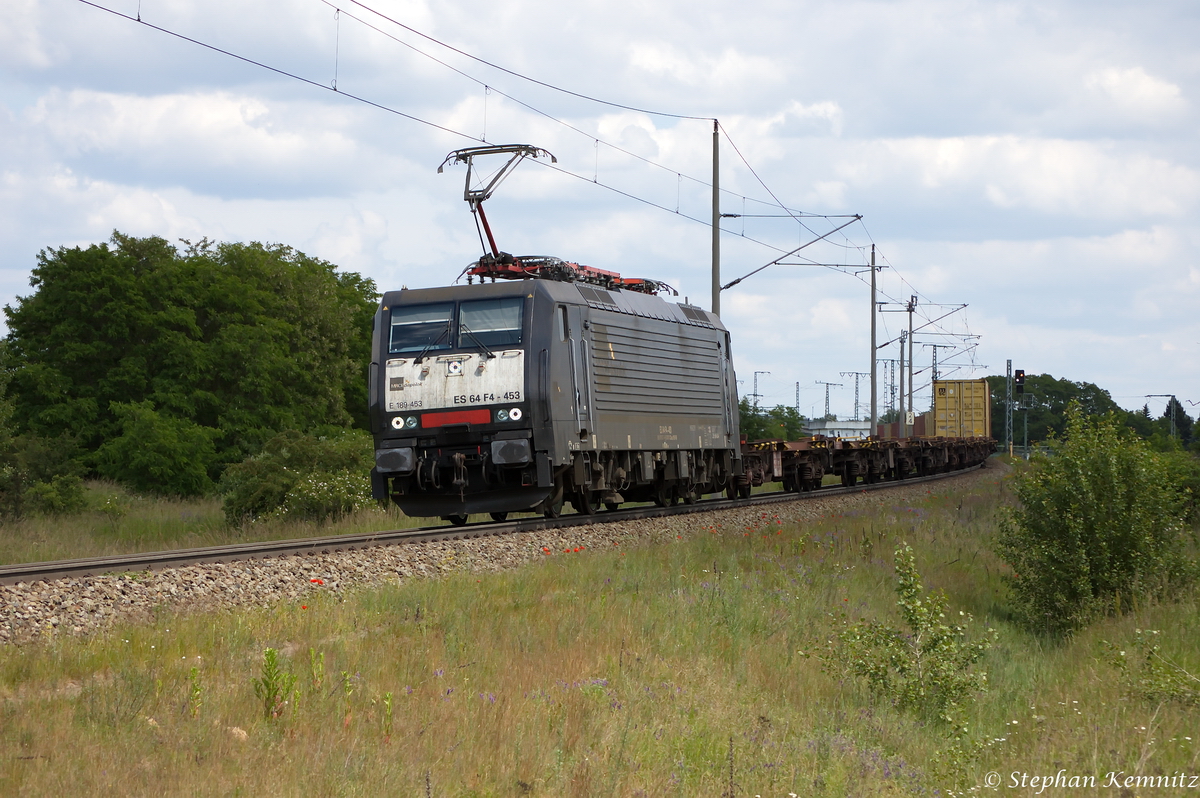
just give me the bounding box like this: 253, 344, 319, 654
0, 481, 429, 566
1, 470, 1197, 795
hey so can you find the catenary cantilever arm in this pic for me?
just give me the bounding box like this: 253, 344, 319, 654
721, 215, 861, 291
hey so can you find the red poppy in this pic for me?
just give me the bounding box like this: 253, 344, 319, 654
310, 578, 325, 585
301, 605, 308, 610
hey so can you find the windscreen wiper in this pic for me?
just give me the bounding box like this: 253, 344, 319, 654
458, 322, 496, 360
413, 321, 451, 364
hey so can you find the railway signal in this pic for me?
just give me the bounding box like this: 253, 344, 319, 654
1014, 369, 1025, 395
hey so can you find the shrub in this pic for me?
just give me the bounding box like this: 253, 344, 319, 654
95, 401, 219, 497
1104, 629, 1200, 707
270, 470, 373, 524
1160, 450, 1200, 526
997, 405, 1193, 637
218, 429, 372, 524
24, 474, 87, 515
0, 427, 89, 518
831, 543, 994, 723
825, 543, 994, 784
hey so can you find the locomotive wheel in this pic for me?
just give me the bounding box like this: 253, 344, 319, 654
653, 485, 677, 507
604, 502, 620, 511
542, 481, 565, 518
446, 514, 469, 526
489, 512, 509, 522
738, 481, 752, 500
572, 489, 596, 515
543, 500, 562, 519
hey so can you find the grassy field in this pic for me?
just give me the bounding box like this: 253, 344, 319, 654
0, 481, 430, 566
0, 476, 825, 566
1, 465, 1197, 795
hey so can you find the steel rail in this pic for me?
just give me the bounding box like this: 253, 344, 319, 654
0, 465, 987, 586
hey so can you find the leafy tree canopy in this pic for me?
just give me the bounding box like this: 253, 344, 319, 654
986, 373, 1121, 443
738, 397, 807, 441
986, 373, 1197, 452
2, 232, 377, 494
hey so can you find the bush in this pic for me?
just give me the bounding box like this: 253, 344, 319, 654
824, 543, 994, 784
0, 426, 89, 518
830, 543, 994, 723
95, 401, 219, 497
1104, 629, 1200, 707
24, 474, 87, 515
219, 429, 372, 524
270, 470, 373, 524
1160, 450, 1200, 526
997, 405, 1193, 636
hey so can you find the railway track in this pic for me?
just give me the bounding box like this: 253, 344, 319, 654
0, 465, 985, 586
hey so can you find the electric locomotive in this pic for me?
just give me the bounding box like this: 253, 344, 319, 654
368, 260, 743, 523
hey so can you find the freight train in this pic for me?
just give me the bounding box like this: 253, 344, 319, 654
367, 256, 994, 524
367, 144, 994, 524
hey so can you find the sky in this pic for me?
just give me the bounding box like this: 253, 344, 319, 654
2, 0, 1197, 423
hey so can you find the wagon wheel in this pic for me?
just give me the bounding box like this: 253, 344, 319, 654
737, 481, 752, 500
489, 512, 509, 522
445, 514, 469, 526
603, 501, 621, 511
654, 484, 677, 507
572, 489, 597, 515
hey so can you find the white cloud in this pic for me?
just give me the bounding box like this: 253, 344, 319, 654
1086, 66, 1187, 117
0, 0, 57, 70
627, 42, 782, 90
856, 135, 1200, 218
2, 0, 1200, 412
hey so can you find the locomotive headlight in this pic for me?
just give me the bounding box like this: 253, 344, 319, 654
496, 409, 509, 422
390, 416, 405, 430
508, 407, 523, 421
405, 416, 418, 429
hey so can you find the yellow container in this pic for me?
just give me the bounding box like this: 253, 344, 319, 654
929, 379, 992, 438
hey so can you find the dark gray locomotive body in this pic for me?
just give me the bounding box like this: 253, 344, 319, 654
369, 279, 743, 521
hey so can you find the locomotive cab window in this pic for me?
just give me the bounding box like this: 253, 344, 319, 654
459, 297, 524, 348
389, 302, 454, 354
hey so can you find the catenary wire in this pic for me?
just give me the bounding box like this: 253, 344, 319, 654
75, 0, 977, 365
348, 0, 712, 121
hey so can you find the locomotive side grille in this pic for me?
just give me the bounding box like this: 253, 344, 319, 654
590, 318, 725, 416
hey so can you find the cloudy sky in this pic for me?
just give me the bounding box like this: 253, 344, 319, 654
3, 0, 1197, 422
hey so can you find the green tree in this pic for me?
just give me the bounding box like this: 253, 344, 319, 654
2, 233, 377, 494
737, 398, 808, 441
986, 373, 1121, 443
95, 401, 219, 496
997, 405, 1193, 636
0, 343, 18, 516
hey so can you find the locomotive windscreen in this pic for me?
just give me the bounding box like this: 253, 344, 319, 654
459, 297, 523, 347
389, 303, 454, 354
